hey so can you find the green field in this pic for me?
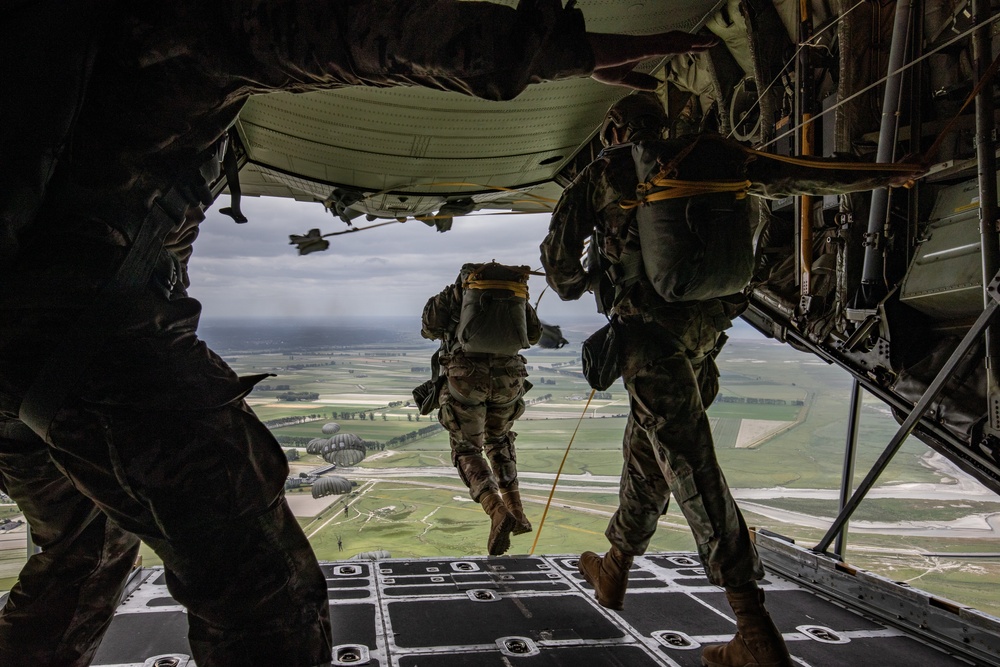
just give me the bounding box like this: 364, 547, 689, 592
3, 334, 999, 617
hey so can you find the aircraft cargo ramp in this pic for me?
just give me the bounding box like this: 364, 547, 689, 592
91, 532, 1000, 667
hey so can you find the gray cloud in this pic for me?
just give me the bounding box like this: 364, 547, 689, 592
187, 196, 599, 321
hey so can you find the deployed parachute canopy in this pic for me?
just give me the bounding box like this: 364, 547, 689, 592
321, 422, 341, 435
306, 437, 328, 453
321, 432, 366, 466
311, 476, 354, 499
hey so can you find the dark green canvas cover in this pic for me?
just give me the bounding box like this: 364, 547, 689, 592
455, 263, 531, 355
631, 139, 754, 302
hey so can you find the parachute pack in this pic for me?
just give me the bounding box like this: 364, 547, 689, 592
628, 136, 755, 302
454, 262, 533, 355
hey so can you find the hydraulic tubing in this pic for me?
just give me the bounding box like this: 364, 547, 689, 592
856, 0, 913, 307
798, 0, 814, 299
972, 0, 1000, 434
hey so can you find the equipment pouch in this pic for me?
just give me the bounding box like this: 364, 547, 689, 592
412, 377, 444, 415
581, 320, 623, 391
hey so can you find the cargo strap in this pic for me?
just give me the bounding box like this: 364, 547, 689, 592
623, 144, 920, 209
627, 176, 753, 207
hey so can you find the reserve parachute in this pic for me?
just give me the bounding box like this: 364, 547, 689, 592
454, 262, 532, 355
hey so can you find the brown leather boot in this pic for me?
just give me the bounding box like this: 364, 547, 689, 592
480, 491, 517, 556
701, 583, 792, 667
500, 488, 532, 535
578, 545, 633, 610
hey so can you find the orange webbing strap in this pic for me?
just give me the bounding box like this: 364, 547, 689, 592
622, 145, 921, 210
464, 278, 529, 298
622, 176, 754, 208
529, 388, 596, 555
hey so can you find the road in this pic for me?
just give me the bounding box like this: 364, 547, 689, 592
335, 450, 1000, 541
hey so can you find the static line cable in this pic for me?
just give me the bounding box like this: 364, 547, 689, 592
533, 283, 550, 311
758, 9, 1000, 153
725, 0, 867, 140
529, 388, 596, 555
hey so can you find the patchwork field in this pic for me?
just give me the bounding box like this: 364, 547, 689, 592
3, 319, 998, 617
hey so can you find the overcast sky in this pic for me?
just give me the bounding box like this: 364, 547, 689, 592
187, 195, 597, 323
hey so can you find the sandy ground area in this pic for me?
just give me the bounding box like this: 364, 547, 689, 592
734, 419, 793, 448
285, 493, 342, 518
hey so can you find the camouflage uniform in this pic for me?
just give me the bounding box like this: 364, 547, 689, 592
540, 136, 763, 587
540, 131, 921, 587
0, 3, 594, 665
421, 269, 541, 502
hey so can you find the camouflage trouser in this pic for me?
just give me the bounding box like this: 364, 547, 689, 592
0, 216, 333, 667
606, 313, 763, 588
0, 422, 141, 667
437, 353, 527, 501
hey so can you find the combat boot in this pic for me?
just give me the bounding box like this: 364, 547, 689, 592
480, 491, 517, 556
578, 545, 633, 610
701, 583, 792, 667
501, 488, 532, 535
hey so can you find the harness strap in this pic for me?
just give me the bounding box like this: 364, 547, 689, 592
623, 177, 753, 208
464, 278, 529, 298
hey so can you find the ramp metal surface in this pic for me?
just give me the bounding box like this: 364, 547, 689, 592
91, 534, 999, 667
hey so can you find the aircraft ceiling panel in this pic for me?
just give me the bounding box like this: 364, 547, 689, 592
232, 0, 724, 215
237, 79, 624, 194
235, 162, 564, 215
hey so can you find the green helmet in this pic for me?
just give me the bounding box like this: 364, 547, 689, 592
599, 92, 667, 147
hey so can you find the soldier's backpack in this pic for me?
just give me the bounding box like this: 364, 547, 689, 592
454, 262, 533, 355
629, 136, 755, 302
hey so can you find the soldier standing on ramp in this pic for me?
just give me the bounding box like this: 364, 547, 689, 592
418, 263, 541, 556
540, 92, 923, 667
0, 1, 718, 663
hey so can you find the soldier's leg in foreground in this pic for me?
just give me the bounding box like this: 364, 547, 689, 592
47, 401, 333, 667
439, 380, 516, 555
627, 354, 789, 666
580, 411, 666, 610
0, 422, 140, 667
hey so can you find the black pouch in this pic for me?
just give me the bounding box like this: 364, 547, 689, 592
581, 320, 622, 391
412, 377, 444, 415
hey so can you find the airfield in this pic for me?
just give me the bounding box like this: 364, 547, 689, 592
2, 317, 999, 618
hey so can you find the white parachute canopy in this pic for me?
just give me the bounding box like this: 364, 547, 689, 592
311, 476, 354, 499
